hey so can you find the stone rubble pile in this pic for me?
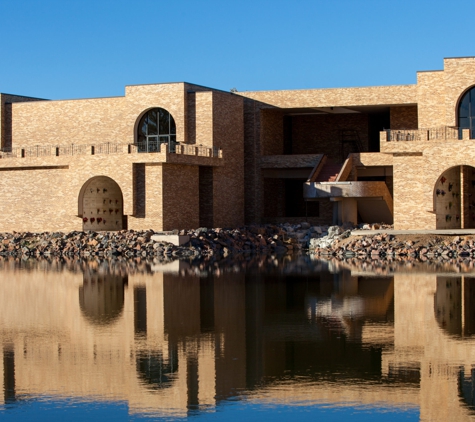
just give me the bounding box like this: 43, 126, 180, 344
0, 222, 414, 260
0, 223, 317, 258
312, 233, 475, 259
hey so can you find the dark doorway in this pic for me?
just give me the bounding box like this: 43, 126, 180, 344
285, 179, 319, 218
368, 112, 390, 152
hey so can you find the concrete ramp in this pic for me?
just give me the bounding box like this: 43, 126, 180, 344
304, 181, 393, 224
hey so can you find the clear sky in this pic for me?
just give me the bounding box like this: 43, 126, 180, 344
0, 0, 474, 100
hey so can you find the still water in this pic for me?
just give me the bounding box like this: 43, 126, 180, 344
0, 255, 474, 421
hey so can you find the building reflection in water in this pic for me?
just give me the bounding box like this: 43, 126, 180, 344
79, 272, 127, 326
435, 276, 475, 337
3, 344, 15, 404
0, 259, 475, 420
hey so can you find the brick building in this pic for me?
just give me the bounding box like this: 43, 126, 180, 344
1, 56, 475, 232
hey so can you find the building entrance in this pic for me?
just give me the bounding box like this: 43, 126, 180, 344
79, 176, 125, 231
434, 166, 475, 229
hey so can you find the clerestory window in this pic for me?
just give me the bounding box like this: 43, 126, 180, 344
137, 108, 176, 152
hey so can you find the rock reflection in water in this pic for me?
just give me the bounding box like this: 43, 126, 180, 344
0, 256, 474, 420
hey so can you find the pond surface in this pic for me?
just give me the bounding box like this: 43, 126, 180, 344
0, 255, 474, 421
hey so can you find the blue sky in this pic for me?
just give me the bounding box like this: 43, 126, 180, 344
0, 0, 474, 100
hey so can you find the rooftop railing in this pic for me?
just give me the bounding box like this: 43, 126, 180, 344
385, 127, 463, 142
0, 141, 222, 159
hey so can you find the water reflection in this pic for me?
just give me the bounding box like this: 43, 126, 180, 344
0, 256, 474, 420
435, 277, 475, 337
79, 272, 127, 326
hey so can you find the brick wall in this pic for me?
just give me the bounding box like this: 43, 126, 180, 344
187, 92, 196, 144
291, 113, 369, 160
443, 57, 475, 127
195, 91, 213, 147
199, 166, 214, 227
390, 106, 418, 129
0, 93, 44, 149
243, 98, 261, 224
12, 96, 128, 146
238, 84, 417, 108
12, 83, 190, 147
260, 109, 284, 155
389, 142, 475, 229
417, 71, 446, 128
6, 58, 475, 232
162, 164, 200, 230
0, 152, 214, 232
211, 91, 245, 228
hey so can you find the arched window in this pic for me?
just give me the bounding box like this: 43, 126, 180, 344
458, 87, 475, 138
137, 108, 176, 152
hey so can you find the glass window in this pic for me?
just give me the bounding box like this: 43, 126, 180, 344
458, 87, 475, 139
158, 109, 170, 135
459, 94, 470, 119
136, 108, 177, 152
147, 110, 158, 136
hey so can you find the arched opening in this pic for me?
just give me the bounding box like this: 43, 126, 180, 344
79, 176, 125, 231
458, 86, 475, 138
136, 107, 176, 152
434, 165, 475, 229
79, 273, 127, 326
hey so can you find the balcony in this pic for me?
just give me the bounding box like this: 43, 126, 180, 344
380, 127, 472, 154
0, 141, 222, 160
383, 127, 463, 142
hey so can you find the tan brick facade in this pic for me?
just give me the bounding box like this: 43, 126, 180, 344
3, 57, 475, 231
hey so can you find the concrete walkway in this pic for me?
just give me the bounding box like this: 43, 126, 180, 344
351, 229, 475, 236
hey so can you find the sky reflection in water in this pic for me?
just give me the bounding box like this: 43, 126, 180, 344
0, 398, 419, 421
0, 255, 473, 420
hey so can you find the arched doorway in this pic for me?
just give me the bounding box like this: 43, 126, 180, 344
434, 166, 475, 229
79, 176, 125, 231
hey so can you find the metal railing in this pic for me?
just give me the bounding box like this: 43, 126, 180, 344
0, 147, 22, 158
93, 142, 126, 154
0, 141, 222, 159
176, 144, 221, 157
57, 144, 88, 156
24, 145, 53, 157
386, 127, 461, 142
135, 140, 177, 153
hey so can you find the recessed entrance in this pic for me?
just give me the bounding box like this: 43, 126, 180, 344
434, 166, 475, 229
79, 176, 125, 231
